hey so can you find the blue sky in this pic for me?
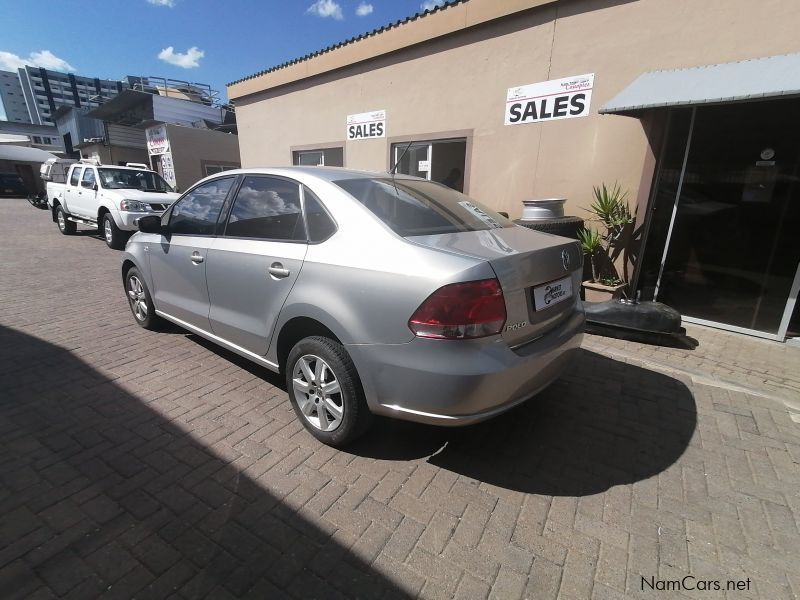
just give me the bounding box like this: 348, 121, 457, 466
0, 0, 446, 119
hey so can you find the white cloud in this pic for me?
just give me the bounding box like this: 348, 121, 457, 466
158, 46, 204, 68
306, 0, 343, 20
0, 49, 75, 72
355, 2, 373, 16
147, 0, 175, 6
421, 0, 445, 10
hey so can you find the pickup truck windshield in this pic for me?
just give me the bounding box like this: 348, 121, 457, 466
98, 168, 173, 193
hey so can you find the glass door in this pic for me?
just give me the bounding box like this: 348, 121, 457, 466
644, 99, 800, 338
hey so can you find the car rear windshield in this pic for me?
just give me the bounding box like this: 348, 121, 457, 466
334, 178, 512, 237
98, 168, 173, 193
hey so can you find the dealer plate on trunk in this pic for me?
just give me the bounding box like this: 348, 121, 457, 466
532, 276, 573, 311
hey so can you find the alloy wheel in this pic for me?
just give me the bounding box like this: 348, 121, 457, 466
127, 275, 148, 321
292, 354, 344, 432
104, 219, 113, 244
57, 210, 65, 231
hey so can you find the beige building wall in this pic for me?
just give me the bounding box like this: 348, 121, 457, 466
231, 0, 800, 218
164, 124, 240, 191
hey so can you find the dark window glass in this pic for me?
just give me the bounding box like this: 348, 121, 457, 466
69, 167, 82, 186
170, 178, 234, 236
81, 168, 95, 188
304, 187, 336, 242
98, 168, 172, 192
334, 178, 512, 237
225, 176, 305, 241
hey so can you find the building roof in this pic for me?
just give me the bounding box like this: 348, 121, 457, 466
227, 0, 557, 101
601, 52, 800, 114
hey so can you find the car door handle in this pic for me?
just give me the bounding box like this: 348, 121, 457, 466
268, 263, 290, 278
190, 251, 204, 264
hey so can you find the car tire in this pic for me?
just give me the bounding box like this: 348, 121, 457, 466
286, 336, 372, 447
103, 213, 127, 250
125, 266, 162, 330
56, 205, 76, 235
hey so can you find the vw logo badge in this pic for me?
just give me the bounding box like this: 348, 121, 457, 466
561, 249, 571, 271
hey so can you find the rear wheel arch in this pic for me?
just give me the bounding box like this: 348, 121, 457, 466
51, 199, 60, 222
276, 317, 340, 375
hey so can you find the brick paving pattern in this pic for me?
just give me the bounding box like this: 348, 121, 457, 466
1, 198, 798, 599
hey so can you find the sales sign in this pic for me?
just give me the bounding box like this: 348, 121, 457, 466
146, 124, 170, 154
347, 110, 386, 140
505, 73, 594, 126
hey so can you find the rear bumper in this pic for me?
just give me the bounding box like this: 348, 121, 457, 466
346, 308, 584, 426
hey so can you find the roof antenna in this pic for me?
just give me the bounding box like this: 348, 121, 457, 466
390, 141, 413, 176
389, 141, 413, 195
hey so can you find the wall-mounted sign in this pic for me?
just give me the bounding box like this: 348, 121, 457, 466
146, 124, 170, 155
505, 73, 594, 126
346, 110, 386, 140
418, 160, 430, 172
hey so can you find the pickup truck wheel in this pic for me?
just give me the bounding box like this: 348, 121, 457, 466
103, 213, 127, 250
125, 267, 162, 330
286, 336, 372, 447
56, 205, 76, 235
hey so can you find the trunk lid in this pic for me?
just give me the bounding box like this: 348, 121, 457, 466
409, 226, 582, 346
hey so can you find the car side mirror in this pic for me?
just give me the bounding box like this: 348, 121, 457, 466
498, 211, 509, 218
137, 215, 163, 234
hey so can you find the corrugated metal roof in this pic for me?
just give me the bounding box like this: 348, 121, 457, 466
227, 0, 465, 87
601, 52, 800, 114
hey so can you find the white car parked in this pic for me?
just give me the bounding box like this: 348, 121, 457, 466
47, 161, 179, 249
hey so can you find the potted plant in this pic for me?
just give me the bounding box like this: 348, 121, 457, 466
577, 183, 634, 302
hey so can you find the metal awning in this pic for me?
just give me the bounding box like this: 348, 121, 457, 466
86, 90, 154, 122
0, 144, 57, 162
601, 52, 800, 114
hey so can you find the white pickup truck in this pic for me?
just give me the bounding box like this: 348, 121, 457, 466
47, 161, 180, 249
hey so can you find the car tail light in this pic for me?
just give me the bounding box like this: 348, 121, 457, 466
409, 278, 507, 339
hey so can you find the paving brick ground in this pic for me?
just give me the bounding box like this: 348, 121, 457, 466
1, 197, 798, 599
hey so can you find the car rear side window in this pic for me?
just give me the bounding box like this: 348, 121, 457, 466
69, 167, 82, 186
225, 176, 305, 241
170, 177, 234, 236
334, 178, 512, 237
303, 187, 336, 242
81, 168, 95, 188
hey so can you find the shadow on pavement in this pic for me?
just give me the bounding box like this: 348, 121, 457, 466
350, 349, 697, 496
186, 333, 697, 497
0, 325, 408, 599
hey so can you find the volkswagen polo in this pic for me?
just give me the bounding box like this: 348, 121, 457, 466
122, 167, 584, 446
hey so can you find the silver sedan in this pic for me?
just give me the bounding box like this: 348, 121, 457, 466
122, 167, 584, 446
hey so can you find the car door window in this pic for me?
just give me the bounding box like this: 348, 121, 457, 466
81, 168, 95, 188
69, 167, 82, 186
169, 177, 234, 236
303, 187, 337, 242
225, 176, 305, 241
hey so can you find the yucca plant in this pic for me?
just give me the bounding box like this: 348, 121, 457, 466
582, 182, 634, 284
577, 227, 603, 283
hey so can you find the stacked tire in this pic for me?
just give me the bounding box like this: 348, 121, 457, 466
514, 215, 584, 240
